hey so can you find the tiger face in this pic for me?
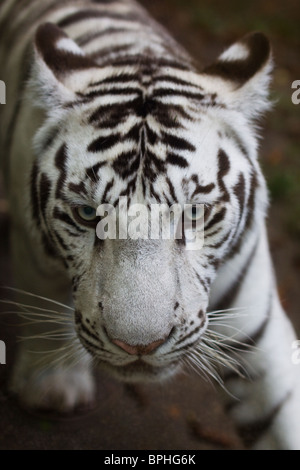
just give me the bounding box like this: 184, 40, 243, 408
30, 24, 271, 381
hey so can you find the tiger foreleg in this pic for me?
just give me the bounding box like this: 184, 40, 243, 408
222, 296, 300, 449
8, 229, 96, 413
210, 230, 300, 449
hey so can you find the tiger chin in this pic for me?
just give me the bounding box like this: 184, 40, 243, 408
1, 0, 300, 450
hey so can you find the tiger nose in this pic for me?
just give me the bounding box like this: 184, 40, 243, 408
112, 337, 167, 356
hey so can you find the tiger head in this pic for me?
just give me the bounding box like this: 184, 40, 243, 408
29, 23, 271, 381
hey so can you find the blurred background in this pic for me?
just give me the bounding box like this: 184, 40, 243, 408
0, 0, 299, 450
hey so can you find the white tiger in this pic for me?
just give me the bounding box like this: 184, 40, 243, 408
0, 0, 299, 450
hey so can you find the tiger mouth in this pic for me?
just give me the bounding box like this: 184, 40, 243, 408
97, 357, 180, 382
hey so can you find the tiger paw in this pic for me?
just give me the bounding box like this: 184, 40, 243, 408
8, 356, 96, 413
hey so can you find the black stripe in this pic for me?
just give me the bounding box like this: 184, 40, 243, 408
106, 55, 192, 71
176, 325, 202, 346
88, 133, 121, 153
225, 170, 258, 260
127, 123, 141, 143
233, 173, 246, 220
77, 27, 129, 47
68, 181, 88, 196
37, 126, 60, 153
89, 73, 138, 88
30, 162, 41, 227
85, 161, 106, 183
64, 229, 81, 238
79, 87, 142, 100
89, 103, 131, 128
55, 143, 68, 198
152, 88, 204, 101
39, 173, 52, 218
191, 182, 215, 197
153, 75, 204, 90
100, 178, 115, 204
112, 150, 139, 179
154, 110, 183, 129
145, 125, 158, 146
154, 102, 193, 122
229, 172, 246, 244
194, 271, 209, 293
217, 149, 230, 202
80, 334, 104, 354
143, 149, 165, 180
236, 314, 270, 352
52, 228, 69, 251
237, 392, 292, 448
166, 177, 178, 204
244, 170, 258, 231
78, 322, 103, 345
221, 295, 272, 363
211, 241, 258, 312
163, 133, 195, 153
224, 127, 250, 160
205, 207, 227, 232
90, 43, 133, 60
53, 207, 87, 233
205, 229, 232, 249
166, 152, 189, 168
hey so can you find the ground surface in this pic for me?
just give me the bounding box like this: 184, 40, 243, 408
0, 0, 299, 451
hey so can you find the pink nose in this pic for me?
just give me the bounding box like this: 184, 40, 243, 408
112, 337, 166, 356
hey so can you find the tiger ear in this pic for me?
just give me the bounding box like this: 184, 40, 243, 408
31, 22, 98, 108
202, 32, 273, 120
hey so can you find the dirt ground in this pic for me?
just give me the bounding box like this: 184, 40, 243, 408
0, 0, 299, 451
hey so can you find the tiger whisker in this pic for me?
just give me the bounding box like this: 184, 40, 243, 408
17, 314, 72, 324
24, 340, 78, 356
0, 286, 74, 311
207, 306, 252, 316
187, 350, 223, 390
0, 302, 71, 320
197, 342, 247, 378
182, 354, 216, 389
185, 348, 241, 399
26, 340, 84, 372
205, 326, 262, 354
17, 332, 75, 342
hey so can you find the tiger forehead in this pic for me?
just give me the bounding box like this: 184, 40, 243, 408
76, 64, 222, 156
62, 108, 232, 206
64, 145, 227, 209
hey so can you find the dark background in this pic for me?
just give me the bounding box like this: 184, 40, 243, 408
0, 0, 299, 450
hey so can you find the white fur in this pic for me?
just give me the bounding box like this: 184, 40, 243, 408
1, 0, 300, 450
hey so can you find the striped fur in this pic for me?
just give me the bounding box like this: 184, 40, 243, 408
1, 0, 300, 449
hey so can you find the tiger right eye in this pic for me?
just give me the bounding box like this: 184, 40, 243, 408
73, 206, 98, 226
